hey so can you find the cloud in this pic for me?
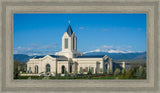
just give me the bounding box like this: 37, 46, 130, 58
83, 45, 137, 54
127, 45, 132, 48
138, 28, 142, 31
14, 43, 60, 56
102, 29, 108, 31
79, 27, 84, 29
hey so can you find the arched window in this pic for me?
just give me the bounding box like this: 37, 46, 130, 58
65, 38, 68, 49
46, 64, 50, 73
62, 65, 65, 74
35, 65, 38, 74
69, 64, 72, 73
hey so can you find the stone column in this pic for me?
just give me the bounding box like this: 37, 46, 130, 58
72, 63, 75, 73
122, 62, 125, 69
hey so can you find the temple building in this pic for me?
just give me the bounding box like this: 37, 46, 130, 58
26, 22, 128, 75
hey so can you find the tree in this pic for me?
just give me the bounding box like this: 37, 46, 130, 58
138, 65, 146, 79
73, 70, 78, 76
79, 68, 84, 74
114, 68, 121, 76
64, 69, 68, 77
107, 68, 112, 74
105, 68, 108, 74
87, 67, 92, 75
99, 68, 103, 73
14, 60, 20, 79
121, 68, 126, 75
125, 69, 134, 79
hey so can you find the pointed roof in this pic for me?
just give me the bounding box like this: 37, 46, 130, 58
66, 24, 73, 37
66, 20, 73, 37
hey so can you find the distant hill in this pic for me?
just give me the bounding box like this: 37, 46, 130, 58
14, 54, 34, 63
84, 52, 146, 62
14, 52, 146, 63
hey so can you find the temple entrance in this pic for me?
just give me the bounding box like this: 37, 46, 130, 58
69, 64, 72, 73
62, 65, 65, 74
35, 65, 38, 74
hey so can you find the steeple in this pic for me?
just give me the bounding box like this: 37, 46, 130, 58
66, 20, 73, 37
55, 21, 82, 58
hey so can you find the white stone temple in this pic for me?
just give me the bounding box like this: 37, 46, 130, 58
26, 21, 127, 75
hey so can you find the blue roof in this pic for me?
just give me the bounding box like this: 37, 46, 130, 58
33, 55, 68, 61
66, 24, 73, 36
50, 55, 59, 58
76, 55, 105, 58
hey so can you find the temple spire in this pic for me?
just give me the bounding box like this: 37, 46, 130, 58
68, 20, 70, 24
66, 20, 73, 37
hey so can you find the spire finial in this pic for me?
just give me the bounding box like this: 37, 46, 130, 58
68, 20, 70, 24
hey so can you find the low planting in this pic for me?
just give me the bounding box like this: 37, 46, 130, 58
14, 65, 146, 80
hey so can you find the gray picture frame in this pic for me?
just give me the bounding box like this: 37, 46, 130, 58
0, 0, 159, 93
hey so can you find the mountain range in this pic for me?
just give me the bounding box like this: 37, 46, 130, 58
14, 51, 146, 63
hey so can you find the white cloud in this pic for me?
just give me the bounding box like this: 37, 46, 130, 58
102, 29, 108, 31
83, 45, 137, 54
79, 27, 84, 29
14, 43, 59, 56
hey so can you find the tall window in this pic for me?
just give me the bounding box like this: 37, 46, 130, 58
35, 65, 38, 74
80, 67, 83, 71
65, 38, 68, 49
85, 67, 88, 72
46, 64, 50, 73
91, 67, 94, 73
62, 65, 65, 74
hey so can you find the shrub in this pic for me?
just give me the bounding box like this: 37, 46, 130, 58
121, 68, 126, 75
114, 68, 121, 76
138, 66, 146, 79
125, 69, 134, 79
79, 68, 84, 74
73, 70, 78, 77
99, 68, 103, 73
87, 67, 92, 75
104, 68, 108, 74
107, 68, 112, 74
64, 70, 68, 77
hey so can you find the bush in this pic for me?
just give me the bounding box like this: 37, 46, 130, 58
79, 68, 84, 74
107, 69, 112, 74
124, 69, 134, 79
114, 68, 121, 76
87, 67, 92, 75
99, 68, 103, 73
121, 68, 126, 75
138, 66, 146, 79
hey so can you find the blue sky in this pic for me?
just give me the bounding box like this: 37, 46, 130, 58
14, 13, 146, 55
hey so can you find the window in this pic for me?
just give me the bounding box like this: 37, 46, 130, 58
85, 67, 88, 72
46, 64, 50, 73
35, 65, 38, 74
62, 65, 65, 74
91, 67, 94, 73
80, 67, 83, 71
65, 38, 68, 49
